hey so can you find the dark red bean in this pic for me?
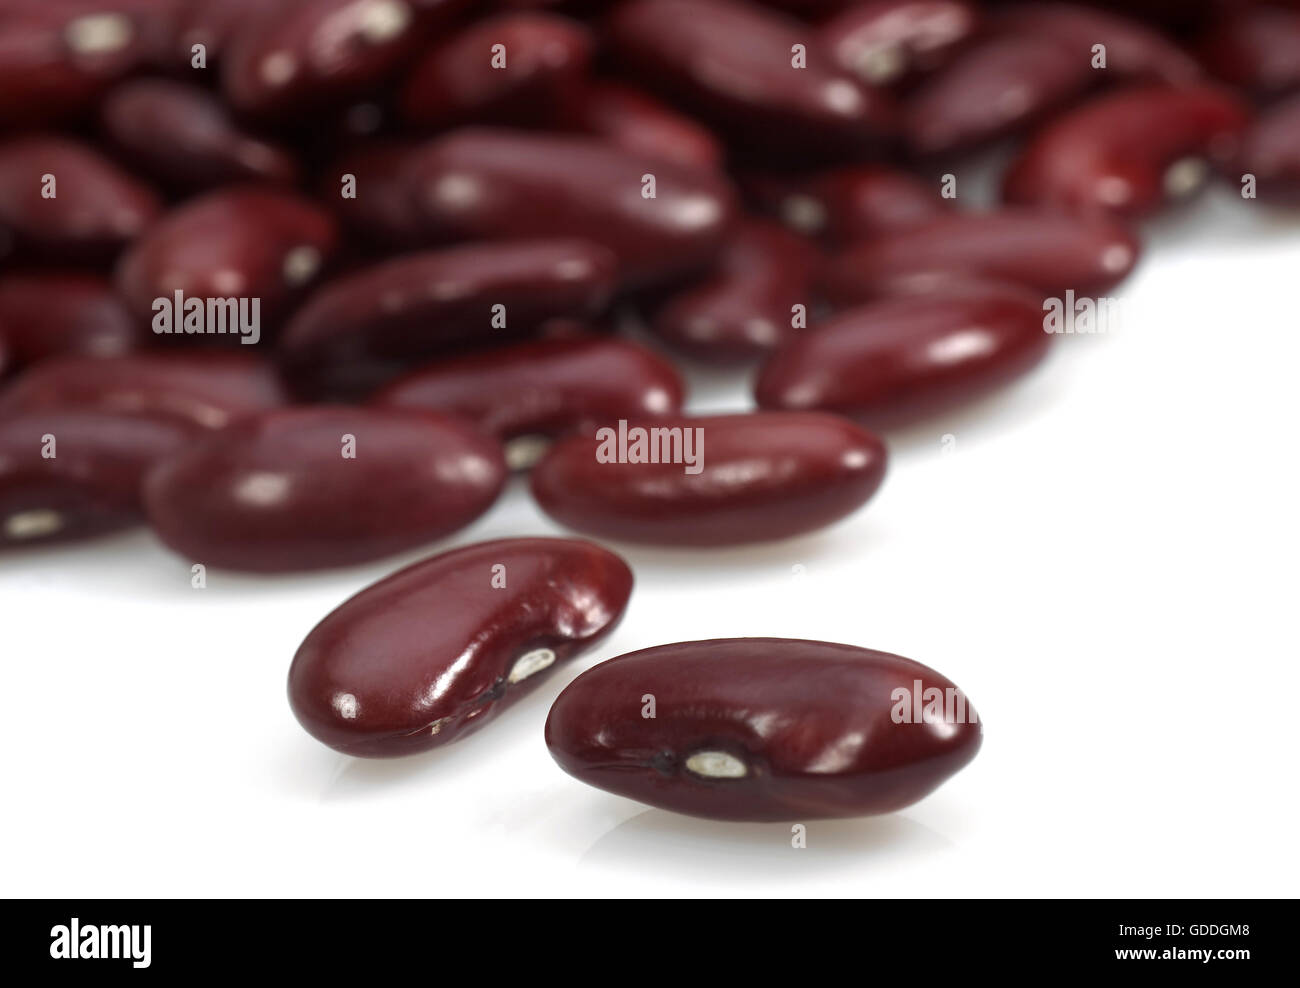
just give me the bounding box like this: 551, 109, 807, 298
607, 0, 896, 154
0, 136, 160, 265
545, 638, 982, 821
1198, 4, 1300, 99
648, 219, 820, 364
100, 79, 299, 191
822, 210, 1140, 305
372, 336, 684, 467
1232, 93, 1300, 203
168, 0, 292, 67
755, 287, 1051, 430
288, 537, 633, 757
115, 188, 339, 332
326, 140, 429, 250
0, 353, 288, 429
143, 407, 507, 572
0, 409, 196, 547
564, 81, 725, 171
530, 411, 886, 546
277, 239, 618, 367
1003, 85, 1251, 220
0, 273, 142, 366
400, 12, 593, 128
820, 0, 982, 88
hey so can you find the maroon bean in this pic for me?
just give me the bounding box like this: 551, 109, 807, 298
100, 79, 299, 191
755, 287, 1051, 430
564, 81, 725, 171
168, 0, 292, 67
822, 210, 1141, 305
0, 136, 160, 265
115, 188, 339, 332
545, 638, 982, 821
0, 273, 142, 366
648, 219, 820, 364
372, 336, 684, 467
607, 0, 896, 154
1198, 4, 1300, 99
400, 12, 593, 129
0, 353, 288, 429
820, 0, 982, 88
288, 537, 633, 757
1232, 93, 1300, 203
327, 140, 429, 249
143, 407, 507, 572
1003, 85, 1251, 220
0, 409, 196, 547
530, 411, 886, 546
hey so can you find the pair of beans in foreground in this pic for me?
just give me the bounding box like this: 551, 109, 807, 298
288, 537, 981, 822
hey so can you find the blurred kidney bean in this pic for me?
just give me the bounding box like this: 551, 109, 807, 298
168, 0, 292, 67
823, 210, 1141, 304
0, 273, 142, 366
530, 411, 886, 546
1003, 85, 1252, 220
0, 136, 160, 265
545, 638, 982, 821
647, 219, 820, 364
0, 352, 288, 429
755, 287, 1051, 429
608, 0, 896, 155
288, 537, 633, 756
100, 80, 299, 192
1232, 93, 1300, 203
400, 12, 593, 128
820, 0, 981, 88
143, 407, 507, 572
373, 336, 684, 468
564, 81, 725, 170
1197, 4, 1300, 99
115, 188, 339, 332
0, 409, 196, 547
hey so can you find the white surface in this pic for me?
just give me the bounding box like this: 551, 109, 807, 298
3, 189, 1299, 898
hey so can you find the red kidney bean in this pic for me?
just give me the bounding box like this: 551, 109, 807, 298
1198, 4, 1300, 99
1232, 93, 1300, 203
743, 164, 949, 243
400, 12, 593, 129
372, 336, 684, 467
144, 407, 507, 572
0, 352, 288, 429
288, 537, 633, 757
0, 136, 160, 265
0, 331, 8, 378
277, 239, 617, 368
545, 637, 982, 821
647, 219, 820, 364
755, 287, 1051, 430
326, 140, 429, 249
115, 188, 339, 332
329, 129, 738, 287
0, 409, 197, 547
564, 81, 725, 171
607, 0, 896, 154
820, 0, 982, 88
823, 209, 1140, 305
0, 273, 142, 366
100, 79, 299, 191
1003, 85, 1252, 220
530, 411, 886, 546
167, 0, 292, 68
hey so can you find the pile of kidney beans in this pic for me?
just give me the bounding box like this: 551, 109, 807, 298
2, 0, 1297, 822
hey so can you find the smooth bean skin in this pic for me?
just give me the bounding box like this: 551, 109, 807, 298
564, 81, 725, 171
115, 188, 339, 330
1232, 93, 1300, 204
400, 12, 593, 128
1197, 5, 1300, 99
755, 288, 1051, 429
648, 219, 820, 364
545, 638, 982, 821
820, 0, 982, 88
1, 409, 196, 547
607, 0, 896, 153
822, 210, 1140, 304
0, 274, 142, 366
100, 79, 299, 191
530, 411, 887, 546
1003, 85, 1251, 221
143, 407, 507, 572
288, 537, 634, 757
168, 0, 292, 68
0, 136, 161, 264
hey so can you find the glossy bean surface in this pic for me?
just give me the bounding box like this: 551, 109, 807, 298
821, 0, 981, 88
1198, 4, 1300, 99
289, 537, 633, 756
1232, 93, 1300, 204
0, 274, 142, 366
565, 81, 725, 171
545, 638, 982, 821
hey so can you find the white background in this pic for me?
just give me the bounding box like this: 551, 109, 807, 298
3, 187, 1298, 898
